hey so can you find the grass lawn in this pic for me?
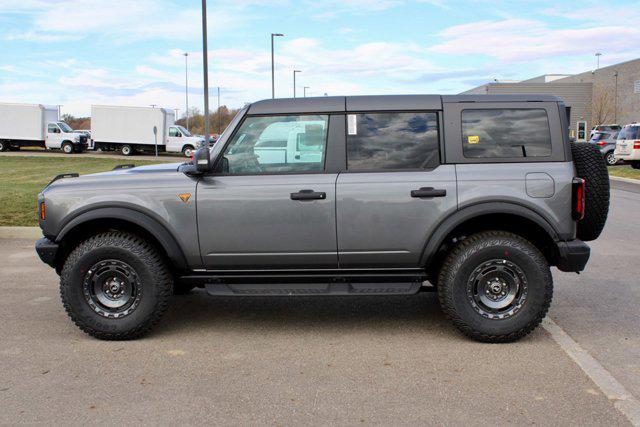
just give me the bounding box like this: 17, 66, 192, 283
0, 156, 165, 226
608, 166, 640, 180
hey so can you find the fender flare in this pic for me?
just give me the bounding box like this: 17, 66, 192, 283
56, 207, 188, 269
419, 202, 561, 266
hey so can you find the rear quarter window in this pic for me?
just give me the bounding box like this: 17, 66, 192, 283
462, 109, 552, 158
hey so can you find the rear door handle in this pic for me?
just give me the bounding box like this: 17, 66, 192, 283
411, 187, 447, 198
290, 189, 326, 201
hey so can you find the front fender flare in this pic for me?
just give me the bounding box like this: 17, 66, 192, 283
56, 207, 188, 270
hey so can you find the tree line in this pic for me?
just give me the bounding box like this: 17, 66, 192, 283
61, 106, 241, 136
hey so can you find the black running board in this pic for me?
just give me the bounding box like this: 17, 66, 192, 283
179, 268, 430, 296
204, 282, 423, 296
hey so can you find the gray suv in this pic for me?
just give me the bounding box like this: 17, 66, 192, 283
35, 95, 610, 342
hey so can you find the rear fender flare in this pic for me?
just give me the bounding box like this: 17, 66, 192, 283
420, 202, 560, 266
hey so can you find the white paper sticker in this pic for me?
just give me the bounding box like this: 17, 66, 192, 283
347, 114, 357, 135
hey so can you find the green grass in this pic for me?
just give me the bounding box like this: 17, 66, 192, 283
608, 166, 640, 180
0, 156, 165, 226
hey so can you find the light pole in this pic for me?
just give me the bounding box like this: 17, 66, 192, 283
271, 33, 284, 99
303, 86, 310, 97
595, 52, 602, 70
183, 52, 189, 131
614, 71, 618, 123
202, 0, 210, 146
293, 70, 301, 98
217, 86, 221, 134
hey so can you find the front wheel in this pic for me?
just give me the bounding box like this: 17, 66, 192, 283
0, 141, 8, 152
60, 231, 173, 340
437, 231, 553, 343
62, 142, 74, 154
182, 145, 195, 158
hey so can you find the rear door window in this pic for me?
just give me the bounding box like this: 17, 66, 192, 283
461, 109, 552, 158
346, 112, 439, 171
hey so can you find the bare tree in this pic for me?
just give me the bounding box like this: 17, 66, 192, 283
592, 87, 614, 125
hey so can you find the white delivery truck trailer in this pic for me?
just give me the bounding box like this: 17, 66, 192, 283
91, 105, 204, 156
0, 103, 88, 153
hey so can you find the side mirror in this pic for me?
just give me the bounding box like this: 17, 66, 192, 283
194, 146, 211, 173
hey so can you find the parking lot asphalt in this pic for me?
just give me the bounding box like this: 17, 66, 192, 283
0, 182, 638, 425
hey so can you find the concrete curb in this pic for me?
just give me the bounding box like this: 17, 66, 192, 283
610, 175, 640, 185
0, 227, 42, 240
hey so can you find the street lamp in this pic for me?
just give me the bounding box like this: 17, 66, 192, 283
271, 33, 285, 99
183, 52, 189, 131
202, 0, 210, 146
293, 70, 301, 98
595, 52, 602, 70
614, 71, 619, 123
303, 86, 310, 97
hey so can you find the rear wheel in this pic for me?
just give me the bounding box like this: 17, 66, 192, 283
0, 141, 7, 152
631, 161, 640, 170
60, 231, 173, 340
438, 231, 553, 343
604, 151, 617, 166
121, 144, 133, 156
62, 142, 74, 154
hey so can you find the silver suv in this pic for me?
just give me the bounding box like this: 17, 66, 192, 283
35, 95, 610, 342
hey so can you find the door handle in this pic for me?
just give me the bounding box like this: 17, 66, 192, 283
411, 187, 447, 198
290, 189, 326, 201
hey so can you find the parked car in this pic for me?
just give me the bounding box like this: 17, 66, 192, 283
35, 94, 610, 343
590, 124, 621, 138
614, 123, 640, 169
0, 103, 88, 153
588, 131, 619, 166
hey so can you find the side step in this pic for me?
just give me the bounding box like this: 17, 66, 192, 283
204, 282, 423, 296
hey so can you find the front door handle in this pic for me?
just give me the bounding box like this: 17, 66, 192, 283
411, 187, 447, 198
290, 189, 326, 201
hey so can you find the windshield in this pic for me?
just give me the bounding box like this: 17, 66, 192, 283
176, 125, 192, 137
57, 122, 73, 133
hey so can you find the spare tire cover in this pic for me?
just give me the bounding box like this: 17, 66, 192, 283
570, 142, 610, 241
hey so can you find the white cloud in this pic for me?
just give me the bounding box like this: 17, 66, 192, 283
429, 18, 640, 62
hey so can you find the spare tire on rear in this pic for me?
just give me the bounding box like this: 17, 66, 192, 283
570, 142, 610, 241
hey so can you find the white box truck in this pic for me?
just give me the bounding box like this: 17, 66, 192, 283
0, 103, 88, 153
91, 105, 204, 156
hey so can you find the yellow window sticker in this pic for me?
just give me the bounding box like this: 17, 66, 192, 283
468, 135, 479, 144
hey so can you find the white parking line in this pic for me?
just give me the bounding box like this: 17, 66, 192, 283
543, 318, 640, 426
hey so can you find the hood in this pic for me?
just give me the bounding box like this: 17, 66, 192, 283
89, 162, 183, 177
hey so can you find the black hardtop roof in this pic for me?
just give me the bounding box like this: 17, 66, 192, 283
247, 94, 563, 115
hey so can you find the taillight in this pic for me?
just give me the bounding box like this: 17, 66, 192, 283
572, 178, 585, 221
40, 201, 46, 220
633, 140, 640, 149
597, 141, 606, 146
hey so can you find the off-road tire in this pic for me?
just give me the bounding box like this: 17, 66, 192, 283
438, 231, 553, 343
62, 142, 74, 154
570, 142, 610, 241
182, 145, 195, 158
60, 231, 173, 340
121, 144, 133, 156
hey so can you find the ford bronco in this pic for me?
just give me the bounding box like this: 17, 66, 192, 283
35, 95, 610, 342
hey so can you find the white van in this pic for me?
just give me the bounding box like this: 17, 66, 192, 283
614, 123, 640, 169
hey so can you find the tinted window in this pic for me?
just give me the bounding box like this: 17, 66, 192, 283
222, 115, 328, 174
346, 112, 439, 171
618, 125, 640, 140
462, 109, 552, 158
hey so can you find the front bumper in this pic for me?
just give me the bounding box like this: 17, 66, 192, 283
35, 237, 59, 268
556, 240, 590, 272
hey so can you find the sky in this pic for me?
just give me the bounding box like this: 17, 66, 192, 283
1, 0, 639, 117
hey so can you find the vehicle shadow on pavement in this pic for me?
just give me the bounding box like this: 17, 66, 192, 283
156, 291, 468, 339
